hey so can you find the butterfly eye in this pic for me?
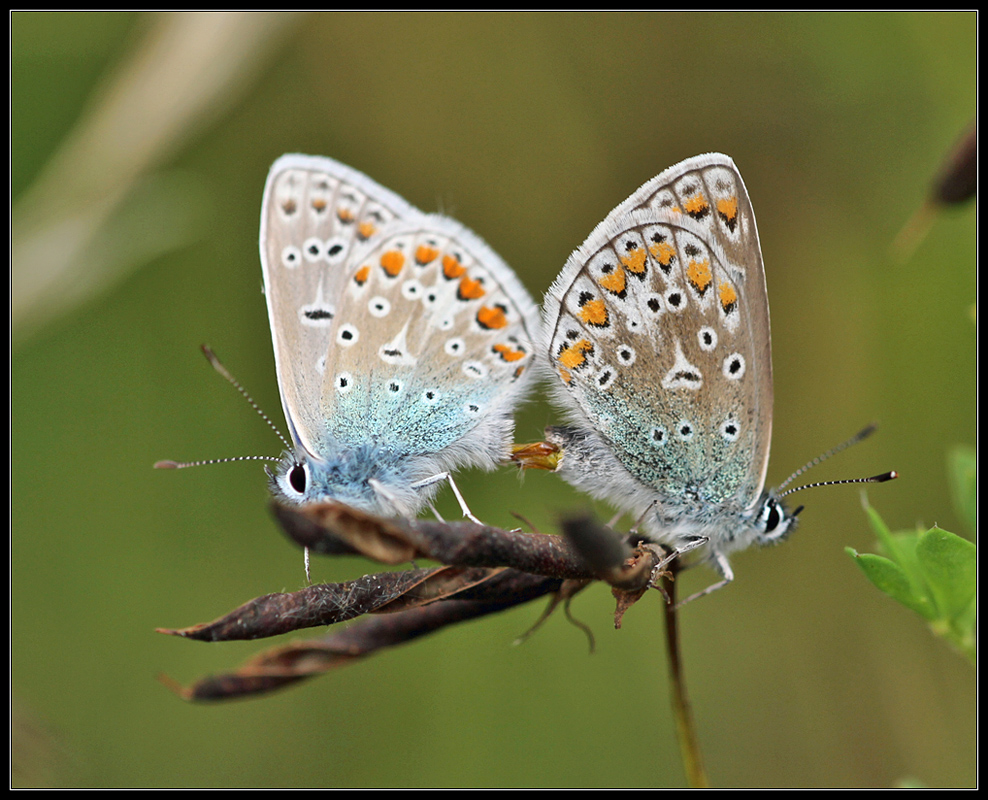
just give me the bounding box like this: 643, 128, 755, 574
755, 496, 796, 546
765, 501, 781, 532
289, 463, 307, 494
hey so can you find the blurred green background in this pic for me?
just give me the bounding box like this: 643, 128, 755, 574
12, 11, 975, 788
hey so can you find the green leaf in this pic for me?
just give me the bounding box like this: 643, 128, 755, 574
851, 502, 976, 663
863, 503, 927, 598
845, 548, 935, 618
947, 445, 976, 535
916, 527, 976, 621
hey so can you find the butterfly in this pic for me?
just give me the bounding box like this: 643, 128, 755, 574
532, 153, 892, 603
259, 154, 540, 521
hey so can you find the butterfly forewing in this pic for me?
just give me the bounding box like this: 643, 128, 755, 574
546, 153, 772, 510
259, 154, 421, 456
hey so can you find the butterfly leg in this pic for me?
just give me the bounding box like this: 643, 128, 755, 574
426, 499, 446, 522
647, 537, 738, 606
411, 472, 482, 525
649, 536, 708, 578
628, 501, 659, 534
674, 550, 735, 608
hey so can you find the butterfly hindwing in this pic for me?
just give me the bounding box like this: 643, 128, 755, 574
319, 217, 539, 463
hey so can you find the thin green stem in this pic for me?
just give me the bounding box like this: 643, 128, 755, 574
661, 565, 709, 788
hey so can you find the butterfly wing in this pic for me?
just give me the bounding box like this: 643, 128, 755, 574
319, 215, 539, 478
259, 154, 422, 458
542, 153, 772, 513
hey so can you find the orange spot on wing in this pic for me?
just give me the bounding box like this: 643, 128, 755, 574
579, 298, 609, 327
458, 276, 486, 301
620, 247, 647, 275
311, 198, 327, 212
416, 244, 439, 264
354, 265, 370, 285
493, 343, 526, 362
559, 368, 572, 384
683, 193, 709, 217
649, 240, 676, 268
442, 254, 466, 279
719, 281, 738, 311
380, 250, 405, 277
477, 305, 509, 329
337, 207, 355, 223
717, 196, 738, 222
357, 221, 376, 239
558, 339, 593, 370
598, 267, 626, 295
686, 259, 712, 293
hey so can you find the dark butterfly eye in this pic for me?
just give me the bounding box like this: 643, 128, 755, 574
289, 463, 307, 493
765, 501, 781, 532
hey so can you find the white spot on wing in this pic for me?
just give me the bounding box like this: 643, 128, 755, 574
662, 340, 702, 391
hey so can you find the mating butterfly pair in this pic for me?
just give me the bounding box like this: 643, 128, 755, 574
254, 152, 801, 600
162, 153, 892, 602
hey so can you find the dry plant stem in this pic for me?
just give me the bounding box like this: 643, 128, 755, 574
274, 502, 647, 583
163, 570, 561, 702
661, 565, 709, 789
159, 564, 562, 643
159, 505, 668, 703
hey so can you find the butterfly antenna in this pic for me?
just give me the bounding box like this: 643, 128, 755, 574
199, 344, 292, 452
780, 471, 898, 509
154, 346, 291, 470
155, 455, 281, 470
776, 423, 879, 493
197, 344, 313, 585
776, 424, 897, 505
